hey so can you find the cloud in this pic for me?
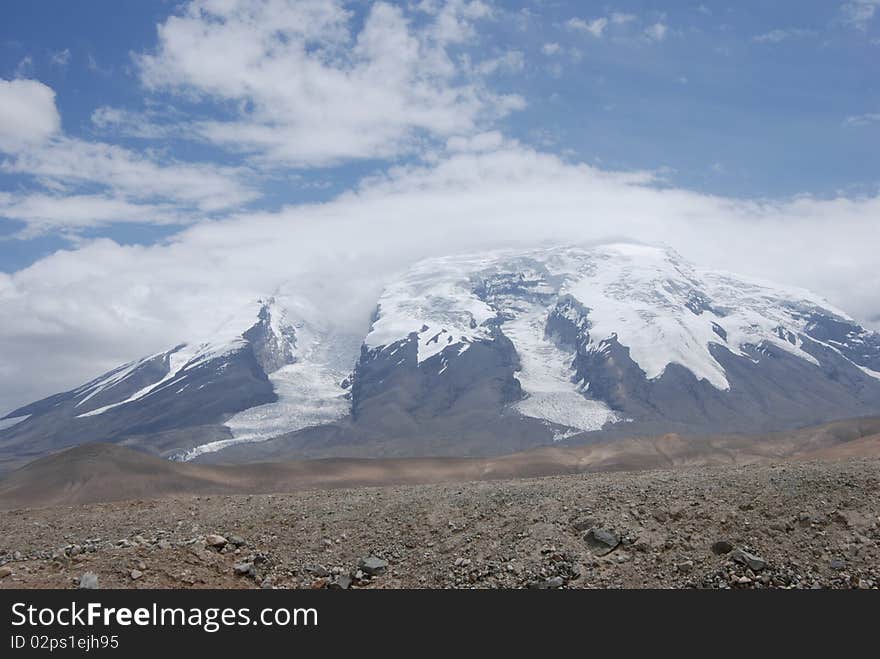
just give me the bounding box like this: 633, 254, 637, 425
0, 77, 258, 235
840, 0, 880, 29
90, 106, 174, 139
135, 0, 523, 167
3, 137, 257, 212
1, 142, 879, 412
844, 112, 880, 126
14, 56, 34, 77
467, 50, 525, 76
542, 42, 562, 55
0, 194, 185, 238
567, 17, 608, 38
0, 79, 61, 151
50, 49, 71, 67
753, 28, 817, 43
610, 13, 637, 25
645, 23, 668, 42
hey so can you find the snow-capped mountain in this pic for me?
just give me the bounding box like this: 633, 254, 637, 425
2, 244, 880, 470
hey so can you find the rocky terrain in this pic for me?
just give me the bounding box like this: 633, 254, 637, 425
1, 457, 877, 589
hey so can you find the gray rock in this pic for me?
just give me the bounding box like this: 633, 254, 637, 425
234, 562, 256, 578
676, 560, 694, 574
330, 575, 353, 590
228, 536, 246, 547
358, 556, 388, 576
731, 549, 767, 572
583, 528, 620, 556
830, 558, 845, 570
529, 576, 565, 589
78, 572, 99, 589
711, 540, 734, 555
130, 569, 143, 580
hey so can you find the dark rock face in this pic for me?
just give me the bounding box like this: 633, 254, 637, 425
338, 326, 558, 452
566, 332, 880, 433
802, 313, 880, 372
243, 304, 297, 374
0, 342, 276, 470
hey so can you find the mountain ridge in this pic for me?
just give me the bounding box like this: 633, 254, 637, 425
2, 243, 880, 471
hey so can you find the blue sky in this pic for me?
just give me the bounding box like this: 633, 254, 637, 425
1, 1, 879, 411
1, 1, 878, 272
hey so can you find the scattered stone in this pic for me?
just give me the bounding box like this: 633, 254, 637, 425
711, 540, 734, 555
583, 528, 620, 556
330, 575, 353, 590
234, 562, 256, 578
157, 539, 172, 550
530, 576, 565, 589
130, 569, 143, 580
205, 535, 227, 548
731, 549, 767, 572
676, 560, 694, 574
0, 567, 12, 578
78, 572, 99, 589
571, 518, 596, 532
830, 558, 845, 570
358, 556, 388, 576
228, 536, 246, 547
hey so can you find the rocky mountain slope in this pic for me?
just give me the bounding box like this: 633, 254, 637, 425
3, 243, 880, 470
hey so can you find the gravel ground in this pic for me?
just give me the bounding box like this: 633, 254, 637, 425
1, 458, 878, 589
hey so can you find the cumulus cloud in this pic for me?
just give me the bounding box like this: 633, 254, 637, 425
0, 78, 257, 235
135, 0, 523, 167
0, 79, 61, 151
2, 143, 879, 412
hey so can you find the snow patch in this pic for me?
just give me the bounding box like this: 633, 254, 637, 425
501, 303, 620, 437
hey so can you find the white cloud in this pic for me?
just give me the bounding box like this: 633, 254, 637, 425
14, 56, 34, 77
645, 22, 668, 41
0, 194, 183, 237
542, 42, 562, 55
0, 79, 61, 151
2, 143, 879, 412
0, 77, 257, 235
135, 0, 523, 167
3, 138, 256, 213
841, 0, 880, 29
567, 17, 608, 38
50, 49, 71, 67
753, 28, 817, 43
844, 112, 880, 126
610, 13, 637, 25
469, 50, 525, 75
90, 106, 174, 139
